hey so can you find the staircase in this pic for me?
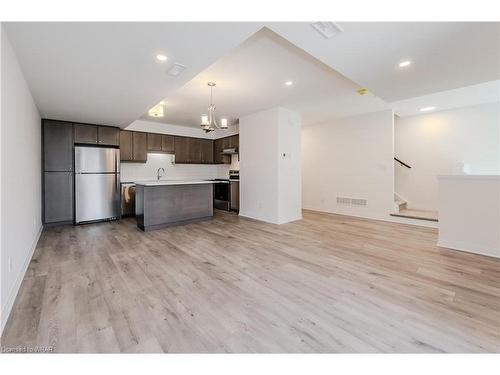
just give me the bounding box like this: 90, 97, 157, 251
391, 192, 438, 222
392, 157, 438, 222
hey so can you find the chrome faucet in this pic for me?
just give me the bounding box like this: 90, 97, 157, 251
156, 167, 165, 181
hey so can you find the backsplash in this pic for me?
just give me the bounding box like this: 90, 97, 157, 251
120, 153, 232, 182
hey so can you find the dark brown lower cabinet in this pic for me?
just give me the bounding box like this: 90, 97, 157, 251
44, 171, 73, 223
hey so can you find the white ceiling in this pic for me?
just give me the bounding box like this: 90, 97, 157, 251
391, 80, 500, 117
4, 22, 263, 127
268, 22, 500, 102
5, 22, 499, 128
142, 28, 389, 127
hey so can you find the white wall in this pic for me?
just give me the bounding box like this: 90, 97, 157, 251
0, 26, 42, 335
395, 103, 500, 211
239, 107, 301, 224
302, 110, 395, 221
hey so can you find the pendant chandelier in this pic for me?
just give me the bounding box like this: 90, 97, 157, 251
200, 82, 228, 132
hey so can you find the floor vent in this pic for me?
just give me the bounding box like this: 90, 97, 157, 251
336, 197, 367, 206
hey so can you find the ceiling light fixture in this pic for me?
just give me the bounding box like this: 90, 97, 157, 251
148, 103, 165, 117
398, 60, 411, 67
167, 63, 186, 77
285, 81, 293, 86
420, 106, 436, 112
156, 54, 167, 62
200, 82, 228, 133
311, 22, 344, 39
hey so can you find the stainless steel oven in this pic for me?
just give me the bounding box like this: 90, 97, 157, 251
213, 179, 230, 210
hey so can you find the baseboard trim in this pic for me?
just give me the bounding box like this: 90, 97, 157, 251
437, 239, 500, 260
302, 208, 438, 228
0, 225, 43, 337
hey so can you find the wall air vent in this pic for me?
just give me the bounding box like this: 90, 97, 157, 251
336, 197, 351, 205
336, 197, 367, 206
311, 22, 344, 39
351, 199, 367, 206
167, 63, 186, 77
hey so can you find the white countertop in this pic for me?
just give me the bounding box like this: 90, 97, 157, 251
134, 179, 228, 186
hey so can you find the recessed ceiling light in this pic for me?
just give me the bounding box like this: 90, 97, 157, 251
399, 60, 411, 67
420, 106, 436, 112
156, 54, 167, 62
285, 81, 293, 86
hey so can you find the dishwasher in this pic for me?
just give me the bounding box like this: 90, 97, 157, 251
121, 183, 136, 216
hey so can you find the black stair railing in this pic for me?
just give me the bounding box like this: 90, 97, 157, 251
394, 157, 411, 169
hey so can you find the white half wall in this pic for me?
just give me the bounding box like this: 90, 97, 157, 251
395, 103, 500, 211
302, 110, 395, 221
239, 107, 301, 224
438, 175, 500, 258
1, 26, 42, 335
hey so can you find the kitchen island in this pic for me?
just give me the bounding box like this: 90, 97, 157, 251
135, 180, 226, 231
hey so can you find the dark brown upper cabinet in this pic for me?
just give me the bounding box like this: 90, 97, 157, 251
43, 120, 73, 172
230, 134, 239, 149
174, 136, 190, 164
200, 138, 214, 164
120, 130, 147, 162
213, 134, 238, 164
132, 132, 147, 162
190, 138, 202, 164
98, 126, 120, 146
74, 124, 98, 144
161, 135, 175, 153
147, 133, 162, 152
120, 131, 133, 161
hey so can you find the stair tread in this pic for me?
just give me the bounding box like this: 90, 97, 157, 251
391, 209, 438, 222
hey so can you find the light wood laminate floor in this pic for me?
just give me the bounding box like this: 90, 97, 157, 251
2, 210, 499, 353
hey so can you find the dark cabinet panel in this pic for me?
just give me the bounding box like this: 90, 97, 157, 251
213, 138, 223, 164
161, 135, 175, 153
43, 120, 73, 172
201, 139, 214, 164
147, 133, 162, 151
133, 132, 147, 162
120, 131, 133, 161
174, 136, 190, 164
230, 134, 239, 149
190, 138, 202, 164
44, 171, 73, 223
221, 136, 231, 150
74, 124, 98, 144
98, 126, 120, 146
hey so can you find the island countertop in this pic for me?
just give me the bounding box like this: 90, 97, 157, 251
132, 179, 228, 186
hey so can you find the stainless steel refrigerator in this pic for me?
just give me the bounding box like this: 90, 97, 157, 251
75, 146, 121, 224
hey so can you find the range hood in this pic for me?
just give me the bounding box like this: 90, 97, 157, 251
221, 147, 238, 155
